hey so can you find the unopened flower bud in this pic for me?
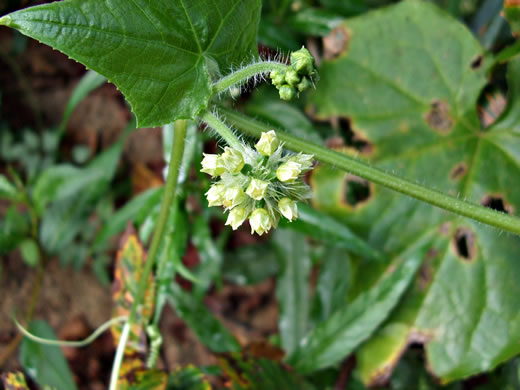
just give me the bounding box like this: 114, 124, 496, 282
270, 69, 286, 86
206, 184, 226, 207
279, 85, 296, 101
249, 208, 272, 235
221, 147, 244, 173
291, 47, 314, 75
285, 69, 300, 87
297, 76, 312, 92
278, 198, 298, 221
288, 153, 314, 170
276, 161, 301, 182
201, 153, 225, 177
246, 178, 269, 200
255, 130, 280, 156
225, 207, 249, 230
222, 186, 247, 209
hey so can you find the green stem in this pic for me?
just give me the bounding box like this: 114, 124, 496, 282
212, 61, 288, 95
128, 119, 187, 323
200, 110, 244, 151
110, 119, 187, 388
219, 107, 520, 236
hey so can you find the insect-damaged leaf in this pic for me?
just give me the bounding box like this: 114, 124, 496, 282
111, 226, 155, 354
0, 0, 261, 127
309, 1, 520, 384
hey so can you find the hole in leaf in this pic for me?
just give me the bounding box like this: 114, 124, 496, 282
338, 117, 374, 154
477, 89, 507, 129
470, 55, 484, 69
344, 175, 371, 207
323, 25, 350, 60
425, 100, 453, 133
453, 228, 476, 261
450, 163, 467, 180
481, 194, 513, 214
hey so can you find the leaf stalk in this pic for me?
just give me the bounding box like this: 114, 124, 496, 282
212, 61, 288, 95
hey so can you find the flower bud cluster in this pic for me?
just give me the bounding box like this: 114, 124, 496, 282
270, 47, 318, 101
201, 130, 313, 235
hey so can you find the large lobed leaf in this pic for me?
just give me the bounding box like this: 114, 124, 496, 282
309, 1, 520, 384
0, 0, 261, 127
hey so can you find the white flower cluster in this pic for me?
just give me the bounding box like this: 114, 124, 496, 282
201, 130, 313, 235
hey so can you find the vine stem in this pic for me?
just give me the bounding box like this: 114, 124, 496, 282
217, 107, 520, 236
109, 119, 187, 389
200, 110, 243, 151
212, 61, 288, 95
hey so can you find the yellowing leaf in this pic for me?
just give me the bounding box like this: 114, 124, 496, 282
111, 227, 155, 354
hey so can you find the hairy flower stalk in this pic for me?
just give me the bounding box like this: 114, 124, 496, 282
201, 130, 313, 235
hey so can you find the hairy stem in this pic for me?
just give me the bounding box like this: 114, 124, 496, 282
212, 61, 288, 95
110, 120, 187, 388
200, 110, 243, 151
218, 107, 520, 236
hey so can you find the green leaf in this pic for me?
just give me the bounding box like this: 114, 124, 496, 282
191, 216, 222, 297
318, 0, 368, 17
167, 365, 212, 390
290, 251, 423, 374
258, 15, 301, 52
19, 320, 78, 390
167, 283, 240, 353
19, 238, 39, 267
245, 87, 323, 145
154, 202, 194, 325
60, 70, 107, 133
281, 203, 383, 261
309, 2, 520, 383
504, 0, 520, 36
93, 187, 163, 251
1, 0, 261, 127
310, 247, 351, 326
38, 140, 123, 253
0, 206, 30, 254
0, 174, 19, 200
222, 243, 279, 285
272, 229, 312, 358
287, 8, 343, 37
220, 354, 316, 390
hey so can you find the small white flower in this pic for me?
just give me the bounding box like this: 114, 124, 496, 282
221, 147, 244, 173
276, 161, 301, 182
206, 184, 226, 207
222, 186, 247, 209
246, 178, 269, 200
249, 208, 272, 235
201, 154, 225, 177
225, 207, 249, 230
278, 198, 298, 221
255, 130, 280, 156
288, 153, 314, 170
